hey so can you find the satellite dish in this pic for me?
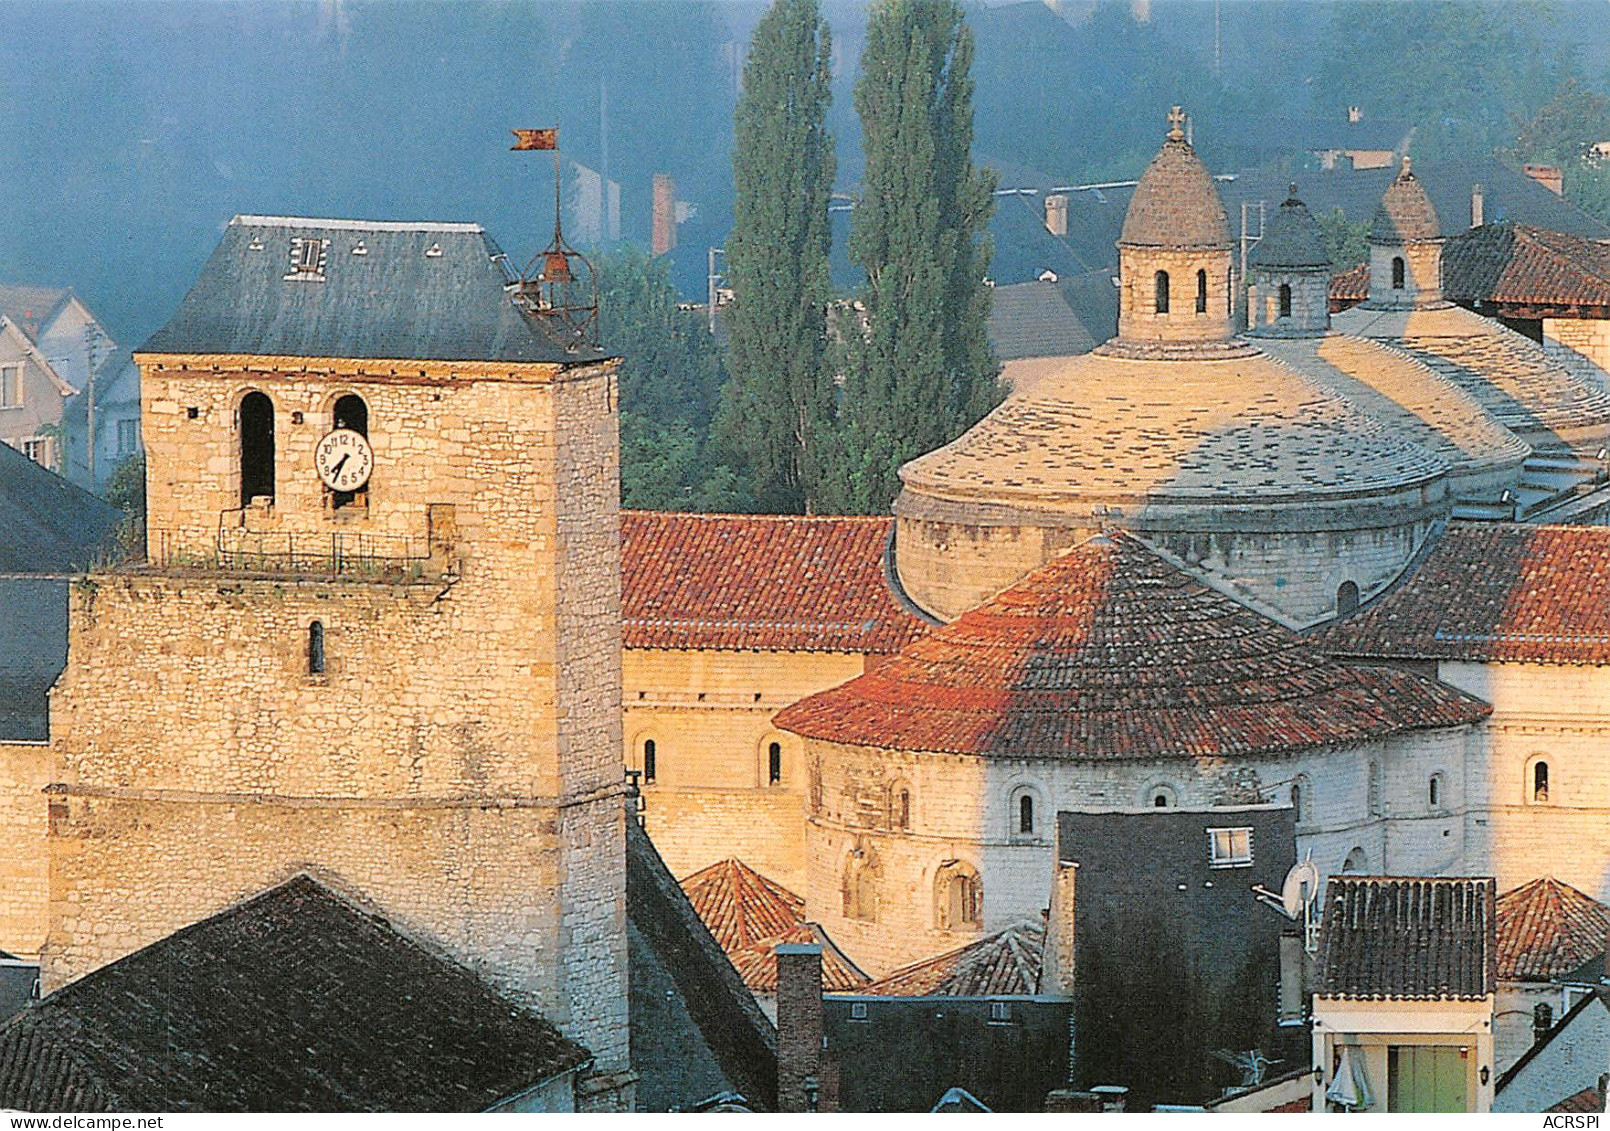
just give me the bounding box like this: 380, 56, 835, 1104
1281, 859, 1321, 919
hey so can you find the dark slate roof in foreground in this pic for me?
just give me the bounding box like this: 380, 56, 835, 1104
1317, 876, 1497, 1001
0, 876, 591, 1112
140, 216, 605, 365
0, 443, 120, 573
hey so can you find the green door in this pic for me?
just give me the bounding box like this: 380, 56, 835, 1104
1388, 1045, 1468, 1112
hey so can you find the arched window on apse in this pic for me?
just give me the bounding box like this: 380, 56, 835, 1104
643, 738, 657, 784
1337, 581, 1360, 617
768, 741, 782, 785
1290, 774, 1309, 824
936, 861, 983, 930
239, 391, 276, 507
1342, 847, 1369, 873
891, 783, 912, 831
1019, 793, 1035, 836
1155, 271, 1170, 313
1429, 773, 1444, 810
1530, 759, 1550, 804
843, 848, 879, 922
1367, 760, 1383, 816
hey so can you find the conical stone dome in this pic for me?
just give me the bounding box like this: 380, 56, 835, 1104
1118, 111, 1231, 251
1251, 189, 1331, 271
1371, 157, 1440, 245
777, 533, 1489, 760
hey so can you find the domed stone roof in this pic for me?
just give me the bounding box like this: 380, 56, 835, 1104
899, 347, 1447, 511
774, 533, 1489, 760
1118, 108, 1231, 251
1371, 157, 1440, 245
1250, 189, 1331, 271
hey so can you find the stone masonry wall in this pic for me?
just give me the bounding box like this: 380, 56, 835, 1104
0, 741, 50, 959
624, 648, 863, 893
1544, 317, 1610, 375
1117, 247, 1235, 343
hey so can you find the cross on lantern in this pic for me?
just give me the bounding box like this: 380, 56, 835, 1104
1167, 105, 1187, 141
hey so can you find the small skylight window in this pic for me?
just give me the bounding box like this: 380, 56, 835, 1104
351, 240, 368, 256
247, 236, 264, 251
425, 242, 443, 258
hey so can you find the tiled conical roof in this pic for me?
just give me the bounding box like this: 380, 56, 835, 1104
1495, 877, 1610, 982
1371, 157, 1440, 244
775, 533, 1489, 760
1251, 189, 1331, 271
1119, 110, 1231, 251
859, 920, 1046, 997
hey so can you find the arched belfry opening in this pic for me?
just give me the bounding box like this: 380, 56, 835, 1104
239, 391, 275, 507
330, 393, 370, 510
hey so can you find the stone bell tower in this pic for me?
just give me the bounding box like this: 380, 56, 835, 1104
38, 216, 631, 1093
1111, 106, 1239, 353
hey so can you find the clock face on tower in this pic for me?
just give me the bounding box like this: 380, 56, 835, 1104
315, 428, 373, 492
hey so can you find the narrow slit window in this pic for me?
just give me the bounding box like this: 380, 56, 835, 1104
643, 739, 657, 784
308, 621, 326, 675
896, 788, 911, 830
1018, 793, 1034, 835
1154, 270, 1170, 313
1195, 269, 1208, 313
768, 741, 782, 785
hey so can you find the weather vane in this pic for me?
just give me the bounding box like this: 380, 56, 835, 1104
510, 127, 599, 351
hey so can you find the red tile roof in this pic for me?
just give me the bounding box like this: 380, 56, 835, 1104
1320, 522, 1610, 665
775, 533, 1488, 760
1317, 876, 1497, 1001
1443, 223, 1610, 312
679, 858, 869, 993
1548, 1087, 1604, 1114
1496, 877, 1610, 982
1330, 263, 1369, 310
857, 921, 1046, 997
621, 511, 930, 654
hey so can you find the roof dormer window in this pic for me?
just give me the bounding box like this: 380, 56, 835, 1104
286, 236, 329, 281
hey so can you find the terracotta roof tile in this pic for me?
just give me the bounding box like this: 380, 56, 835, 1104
1320, 522, 1610, 665
1548, 1087, 1604, 1114
678, 859, 869, 994
1496, 877, 1610, 982
775, 533, 1488, 760
1330, 263, 1369, 308
857, 921, 1046, 997
1317, 876, 1497, 1001
621, 512, 929, 654
1444, 223, 1610, 311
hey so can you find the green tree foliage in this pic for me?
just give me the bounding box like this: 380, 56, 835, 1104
715, 0, 837, 514
1317, 207, 1371, 269
1315, 1, 1575, 163
104, 453, 146, 561
1511, 80, 1610, 225
820, 0, 1001, 515
596, 246, 746, 511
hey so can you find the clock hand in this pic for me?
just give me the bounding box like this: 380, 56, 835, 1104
329, 453, 351, 478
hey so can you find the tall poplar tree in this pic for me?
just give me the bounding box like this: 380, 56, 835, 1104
820, 0, 999, 515
715, 0, 836, 513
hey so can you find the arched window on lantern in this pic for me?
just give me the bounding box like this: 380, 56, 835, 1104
1155, 271, 1171, 313
1278, 283, 1293, 319
935, 860, 983, 930
1195, 269, 1208, 313
1392, 256, 1406, 290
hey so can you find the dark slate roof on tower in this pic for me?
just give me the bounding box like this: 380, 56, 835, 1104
1250, 190, 1332, 271
1316, 876, 1497, 1000
0, 875, 591, 1112
1118, 111, 1232, 251
1371, 158, 1441, 244
139, 216, 604, 365
773, 533, 1488, 760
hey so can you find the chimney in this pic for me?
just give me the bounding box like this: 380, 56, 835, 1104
1045, 1090, 1104, 1112
1524, 164, 1565, 196
1278, 926, 1308, 1024
652, 173, 678, 256
1347, 105, 1363, 124
1534, 1001, 1555, 1045
1471, 183, 1485, 229
1044, 194, 1069, 237
1092, 1085, 1129, 1112
776, 942, 824, 1112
